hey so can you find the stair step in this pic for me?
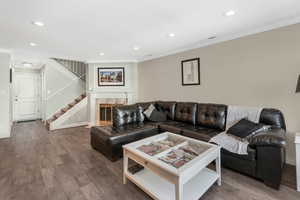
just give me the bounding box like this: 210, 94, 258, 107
48, 117, 56, 122
69, 101, 77, 107
74, 94, 86, 102
46, 123, 50, 131
60, 107, 70, 113
54, 112, 64, 118
46, 118, 56, 127
61, 106, 71, 113
75, 97, 83, 102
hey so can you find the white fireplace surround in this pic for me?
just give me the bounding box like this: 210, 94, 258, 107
88, 92, 136, 126
96, 98, 127, 105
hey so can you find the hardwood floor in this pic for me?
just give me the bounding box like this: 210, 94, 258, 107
0, 121, 299, 200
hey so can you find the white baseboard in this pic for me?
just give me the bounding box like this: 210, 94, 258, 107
50, 121, 89, 131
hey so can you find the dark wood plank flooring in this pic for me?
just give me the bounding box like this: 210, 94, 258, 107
0, 121, 299, 200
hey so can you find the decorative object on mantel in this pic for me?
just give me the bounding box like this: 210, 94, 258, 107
181, 58, 200, 86
296, 75, 300, 93
98, 67, 125, 86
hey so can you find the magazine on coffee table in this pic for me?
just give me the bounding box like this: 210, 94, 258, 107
137, 135, 186, 156
159, 143, 210, 168
137, 134, 210, 168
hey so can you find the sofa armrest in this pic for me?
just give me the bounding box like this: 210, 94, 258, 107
249, 128, 286, 189
248, 128, 286, 148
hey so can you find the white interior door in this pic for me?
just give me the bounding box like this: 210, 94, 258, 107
13, 71, 41, 121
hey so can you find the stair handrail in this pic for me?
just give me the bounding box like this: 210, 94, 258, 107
51, 58, 87, 81
46, 73, 86, 101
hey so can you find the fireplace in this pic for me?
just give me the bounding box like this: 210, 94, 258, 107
98, 104, 114, 126
96, 98, 127, 126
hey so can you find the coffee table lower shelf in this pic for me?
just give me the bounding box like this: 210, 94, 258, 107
126, 168, 219, 200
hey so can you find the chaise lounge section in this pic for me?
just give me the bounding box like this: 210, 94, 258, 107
90, 101, 286, 189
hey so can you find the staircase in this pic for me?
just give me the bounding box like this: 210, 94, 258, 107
46, 93, 87, 130
45, 58, 88, 131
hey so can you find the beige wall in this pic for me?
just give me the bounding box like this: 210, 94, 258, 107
138, 23, 300, 165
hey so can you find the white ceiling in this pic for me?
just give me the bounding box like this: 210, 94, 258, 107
1, 0, 300, 62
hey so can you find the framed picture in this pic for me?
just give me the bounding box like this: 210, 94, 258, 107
181, 58, 200, 86
98, 67, 125, 86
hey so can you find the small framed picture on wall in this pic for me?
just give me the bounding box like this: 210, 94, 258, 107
98, 67, 125, 86
181, 58, 200, 86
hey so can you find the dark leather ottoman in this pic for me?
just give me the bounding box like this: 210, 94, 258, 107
90, 123, 159, 161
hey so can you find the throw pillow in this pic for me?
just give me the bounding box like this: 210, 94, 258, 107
143, 104, 156, 118
148, 109, 167, 122
227, 119, 264, 139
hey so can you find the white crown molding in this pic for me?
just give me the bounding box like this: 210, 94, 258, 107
87, 60, 138, 64
138, 15, 300, 63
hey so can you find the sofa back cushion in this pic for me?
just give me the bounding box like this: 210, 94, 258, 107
156, 101, 176, 120
113, 105, 144, 127
136, 102, 156, 111
197, 103, 227, 131
259, 108, 286, 130
174, 102, 197, 125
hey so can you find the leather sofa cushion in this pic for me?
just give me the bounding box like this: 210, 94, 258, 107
181, 125, 221, 142
221, 148, 256, 177
156, 101, 176, 120
197, 103, 227, 131
113, 105, 144, 127
222, 147, 256, 161
159, 121, 186, 134
248, 128, 286, 148
91, 123, 159, 161
91, 123, 158, 145
259, 108, 286, 130
174, 102, 197, 125
148, 109, 167, 122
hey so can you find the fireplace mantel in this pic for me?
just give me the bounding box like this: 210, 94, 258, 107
88, 91, 136, 126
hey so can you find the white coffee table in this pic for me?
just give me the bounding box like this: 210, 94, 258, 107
123, 132, 221, 200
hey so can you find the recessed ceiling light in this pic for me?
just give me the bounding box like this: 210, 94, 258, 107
32, 21, 44, 27
29, 42, 37, 46
225, 10, 235, 16
99, 52, 105, 56
133, 46, 140, 51
168, 33, 175, 38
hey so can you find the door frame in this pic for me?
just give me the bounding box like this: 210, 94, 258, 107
12, 68, 42, 122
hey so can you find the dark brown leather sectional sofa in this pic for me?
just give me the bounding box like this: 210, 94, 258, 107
90, 101, 286, 189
